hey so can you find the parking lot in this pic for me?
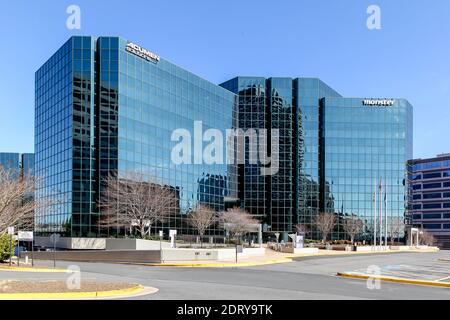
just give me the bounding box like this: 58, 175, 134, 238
342, 257, 450, 283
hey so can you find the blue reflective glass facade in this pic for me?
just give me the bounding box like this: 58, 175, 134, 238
408, 154, 450, 248
35, 36, 237, 237
36, 36, 413, 241
0, 153, 20, 171
221, 77, 413, 240
35, 37, 74, 235
0, 152, 34, 178
220, 77, 296, 233
21, 153, 35, 177
296, 79, 341, 236
322, 98, 413, 240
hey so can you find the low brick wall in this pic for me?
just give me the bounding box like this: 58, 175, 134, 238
21, 250, 161, 263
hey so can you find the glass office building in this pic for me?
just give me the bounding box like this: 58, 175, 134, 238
322, 97, 413, 240
0, 153, 20, 171
221, 77, 413, 241
407, 154, 450, 248
35, 36, 237, 237
36, 36, 413, 241
0, 152, 34, 178
21, 153, 35, 176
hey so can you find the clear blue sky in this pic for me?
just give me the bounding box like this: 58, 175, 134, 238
0, 0, 449, 159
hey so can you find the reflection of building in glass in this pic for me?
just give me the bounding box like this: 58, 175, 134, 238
221, 77, 413, 241
220, 78, 295, 236
0, 152, 34, 178
0, 153, 20, 172
35, 37, 413, 241
35, 36, 237, 237
322, 97, 412, 241
407, 154, 450, 249
197, 173, 229, 211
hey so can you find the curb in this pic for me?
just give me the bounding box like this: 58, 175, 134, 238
336, 272, 450, 288
0, 266, 67, 273
0, 284, 150, 300
141, 258, 293, 268
288, 248, 440, 259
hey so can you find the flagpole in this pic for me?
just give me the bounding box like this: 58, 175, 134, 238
374, 178, 377, 249
379, 177, 383, 250
385, 183, 388, 250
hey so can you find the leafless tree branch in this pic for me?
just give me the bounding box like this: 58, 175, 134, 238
219, 207, 258, 244
187, 204, 216, 247
98, 172, 179, 238
342, 215, 364, 244
0, 166, 53, 234
314, 212, 336, 243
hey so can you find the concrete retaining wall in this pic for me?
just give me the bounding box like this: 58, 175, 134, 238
105, 239, 170, 250
35, 237, 171, 251
355, 246, 374, 252
35, 237, 106, 250
21, 250, 161, 263
162, 247, 266, 261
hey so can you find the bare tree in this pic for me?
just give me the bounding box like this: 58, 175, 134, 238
188, 204, 216, 247
0, 167, 47, 233
294, 223, 309, 236
419, 229, 435, 246
98, 172, 178, 238
219, 207, 258, 244
314, 212, 336, 243
388, 217, 403, 245
342, 215, 364, 244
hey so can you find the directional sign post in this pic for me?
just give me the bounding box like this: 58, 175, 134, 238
50, 233, 60, 268
18, 231, 34, 266
159, 230, 164, 262
169, 230, 177, 249
235, 244, 243, 263
7, 227, 14, 267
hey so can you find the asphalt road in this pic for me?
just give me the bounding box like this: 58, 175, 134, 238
2, 251, 450, 300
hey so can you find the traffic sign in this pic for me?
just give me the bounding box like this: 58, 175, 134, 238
50, 233, 61, 243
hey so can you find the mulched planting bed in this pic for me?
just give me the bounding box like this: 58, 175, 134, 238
0, 280, 136, 293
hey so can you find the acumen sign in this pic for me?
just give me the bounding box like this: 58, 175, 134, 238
126, 42, 160, 62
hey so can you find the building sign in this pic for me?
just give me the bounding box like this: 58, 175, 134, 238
18, 231, 33, 241
362, 99, 395, 107
126, 42, 160, 62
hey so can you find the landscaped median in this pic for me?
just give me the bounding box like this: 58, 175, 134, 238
336, 271, 450, 288
0, 280, 156, 299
